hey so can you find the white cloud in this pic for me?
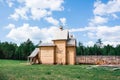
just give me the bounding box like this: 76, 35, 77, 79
70, 26, 120, 41
9, 0, 64, 20
95, 26, 120, 41
9, 13, 19, 20
94, 0, 106, 16
103, 41, 120, 47
111, 14, 119, 19
45, 17, 59, 25
85, 41, 94, 47
30, 8, 51, 20
89, 16, 108, 25
23, 0, 64, 11
89, 0, 120, 26
17, 0, 25, 3
94, 0, 120, 16
69, 27, 96, 32
6, 23, 59, 44
85, 40, 120, 47
60, 18, 66, 26
5, 23, 15, 29
87, 32, 95, 39
9, 7, 29, 20
0, 0, 15, 7
6, 0, 14, 7
69, 25, 120, 46
78, 0, 120, 47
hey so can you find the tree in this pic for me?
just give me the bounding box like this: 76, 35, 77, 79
0, 42, 4, 59
15, 39, 35, 60
96, 39, 103, 48
0, 42, 17, 59
115, 45, 120, 56
77, 42, 85, 55
36, 40, 42, 47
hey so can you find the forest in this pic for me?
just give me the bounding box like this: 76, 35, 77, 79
0, 39, 35, 60
0, 39, 120, 60
77, 39, 120, 56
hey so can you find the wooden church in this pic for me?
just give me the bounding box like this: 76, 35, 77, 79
28, 26, 76, 65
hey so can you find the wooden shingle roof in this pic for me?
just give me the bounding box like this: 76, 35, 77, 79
28, 48, 39, 57
39, 43, 55, 47
67, 39, 76, 46
53, 29, 69, 40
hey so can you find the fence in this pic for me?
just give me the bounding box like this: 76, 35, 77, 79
76, 56, 120, 65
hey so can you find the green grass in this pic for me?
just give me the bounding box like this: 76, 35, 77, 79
0, 59, 120, 80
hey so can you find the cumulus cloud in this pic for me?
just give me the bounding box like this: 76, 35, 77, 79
69, 27, 96, 32
6, 23, 59, 43
69, 25, 120, 46
94, 0, 120, 16
84, 41, 95, 47
103, 41, 120, 47
9, 7, 29, 20
111, 14, 119, 19
88, 0, 120, 41
60, 18, 66, 26
89, 16, 108, 25
9, 0, 64, 20
30, 8, 51, 20
0, 0, 14, 7
70, 26, 120, 40
76, 0, 120, 46
89, 0, 120, 26
5, 23, 15, 29
4, 0, 120, 47
45, 17, 59, 25
6, 0, 14, 7
84, 40, 120, 47
23, 0, 64, 11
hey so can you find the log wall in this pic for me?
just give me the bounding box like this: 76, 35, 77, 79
76, 56, 120, 65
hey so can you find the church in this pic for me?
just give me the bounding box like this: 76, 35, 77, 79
28, 26, 76, 65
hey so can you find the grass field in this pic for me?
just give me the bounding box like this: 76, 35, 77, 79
0, 59, 120, 80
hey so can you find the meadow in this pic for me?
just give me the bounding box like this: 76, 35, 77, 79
0, 59, 120, 80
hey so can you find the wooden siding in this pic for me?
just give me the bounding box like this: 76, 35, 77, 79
39, 47, 55, 64
53, 40, 67, 64
76, 56, 120, 65
67, 46, 76, 65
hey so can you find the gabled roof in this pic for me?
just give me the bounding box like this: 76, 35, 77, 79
28, 48, 39, 58
67, 39, 76, 46
39, 43, 55, 47
53, 29, 69, 40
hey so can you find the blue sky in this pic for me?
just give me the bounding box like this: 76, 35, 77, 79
0, 0, 120, 46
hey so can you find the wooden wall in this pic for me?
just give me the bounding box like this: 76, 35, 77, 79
53, 40, 67, 64
67, 46, 76, 65
76, 56, 120, 65
38, 40, 76, 65
39, 47, 55, 64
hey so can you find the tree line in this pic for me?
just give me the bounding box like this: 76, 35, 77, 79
0, 39, 120, 60
0, 39, 35, 60
77, 39, 120, 56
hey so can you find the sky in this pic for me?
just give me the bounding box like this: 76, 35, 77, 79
0, 0, 120, 46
